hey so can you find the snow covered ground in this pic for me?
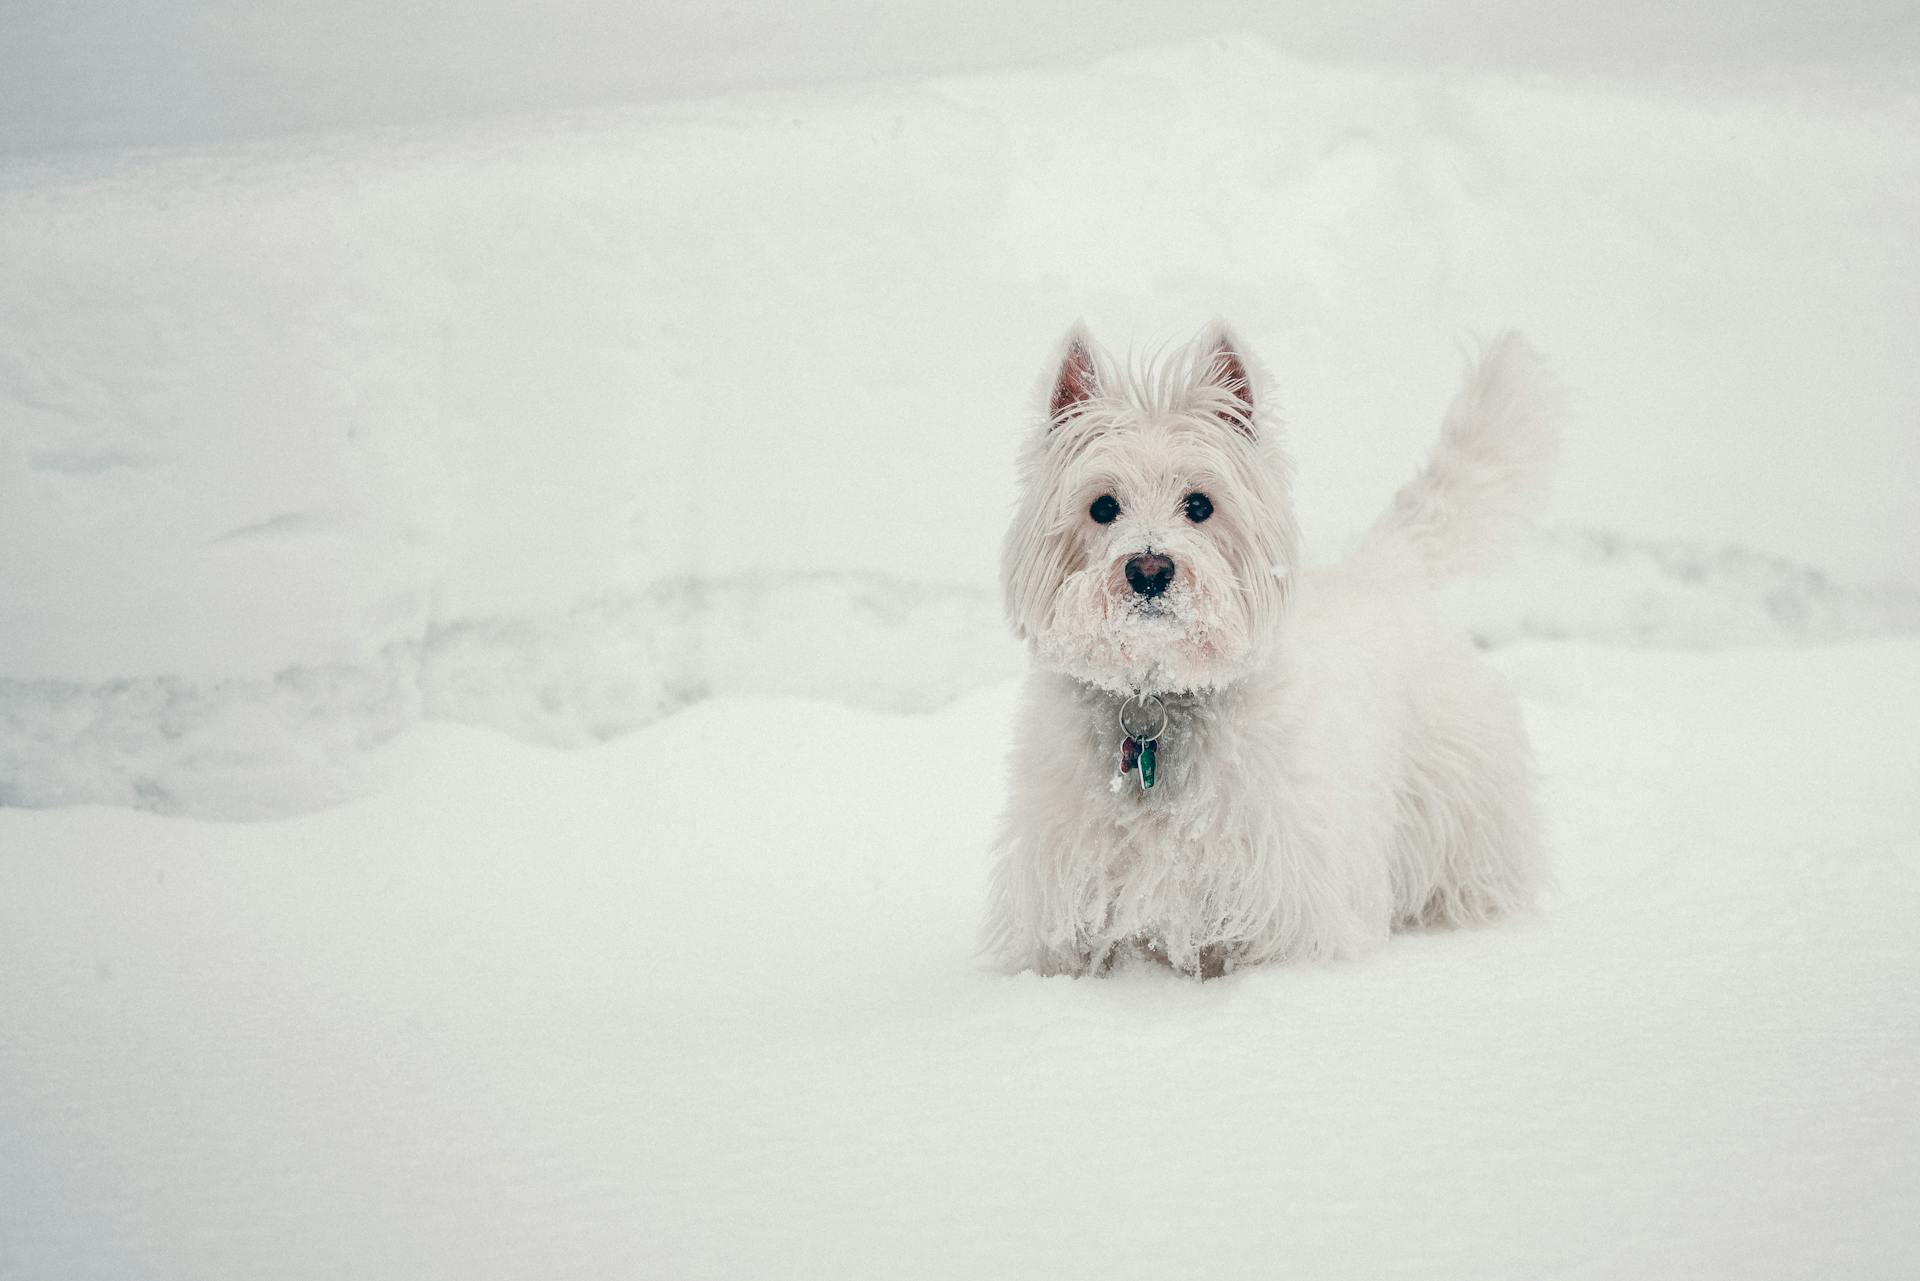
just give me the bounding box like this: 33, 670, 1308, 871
4, 639, 1917, 1278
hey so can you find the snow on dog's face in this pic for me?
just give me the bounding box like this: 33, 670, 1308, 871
1003, 323, 1301, 695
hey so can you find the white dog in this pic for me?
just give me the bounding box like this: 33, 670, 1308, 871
985, 323, 1556, 977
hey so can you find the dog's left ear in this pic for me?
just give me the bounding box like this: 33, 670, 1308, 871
1197, 322, 1256, 440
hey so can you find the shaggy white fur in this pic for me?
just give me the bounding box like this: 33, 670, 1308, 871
986, 323, 1558, 977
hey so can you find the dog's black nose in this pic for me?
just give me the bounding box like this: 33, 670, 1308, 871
1125, 553, 1176, 598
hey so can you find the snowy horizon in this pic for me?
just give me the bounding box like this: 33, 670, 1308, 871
4, 0, 1919, 155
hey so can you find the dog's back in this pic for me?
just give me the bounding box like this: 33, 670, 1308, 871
1293, 335, 1560, 933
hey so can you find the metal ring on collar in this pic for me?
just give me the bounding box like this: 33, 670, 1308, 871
1117, 692, 1169, 742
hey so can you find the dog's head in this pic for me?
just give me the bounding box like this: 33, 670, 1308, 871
1003, 322, 1301, 695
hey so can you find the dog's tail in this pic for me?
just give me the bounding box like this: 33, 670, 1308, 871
1363, 332, 1560, 578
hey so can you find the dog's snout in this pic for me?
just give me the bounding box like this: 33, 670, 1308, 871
1125, 553, 1176, 598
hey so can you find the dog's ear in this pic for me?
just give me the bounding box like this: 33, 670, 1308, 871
1197, 322, 1256, 439
1046, 322, 1102, 427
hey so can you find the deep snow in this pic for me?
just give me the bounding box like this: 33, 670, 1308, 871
3, 639, 1917, 1278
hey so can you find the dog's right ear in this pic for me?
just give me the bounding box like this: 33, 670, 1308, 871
1045, 322, 1102, 427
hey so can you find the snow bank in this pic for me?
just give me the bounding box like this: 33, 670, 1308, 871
3, 640, 1916, 1278
3, 37, 1918, 812
6, 537, 1913, 815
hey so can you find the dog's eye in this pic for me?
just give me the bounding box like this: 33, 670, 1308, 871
1089, 495, 1120, 524
1185, 492, 1214, 523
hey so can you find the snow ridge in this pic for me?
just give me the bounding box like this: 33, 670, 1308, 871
4, 538, 1916, 816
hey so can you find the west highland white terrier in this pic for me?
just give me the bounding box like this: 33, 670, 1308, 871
986, 323, 1557, 977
